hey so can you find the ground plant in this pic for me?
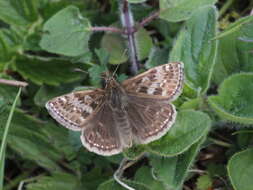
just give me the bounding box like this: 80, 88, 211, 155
0, 0, 253, 190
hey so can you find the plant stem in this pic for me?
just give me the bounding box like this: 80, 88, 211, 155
120, 0, 139, 74
137, 11, 160, 30
90, 26, 124, 34
208, 137, 232, 148
0, 87, 22, 189
0, 79, 28, 87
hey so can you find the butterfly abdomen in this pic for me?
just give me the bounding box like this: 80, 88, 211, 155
113, 110, 132, 148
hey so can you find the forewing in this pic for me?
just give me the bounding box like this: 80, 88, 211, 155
45, 89, 104, 131
127, 96, 176, 144
81, 105, 122, 156
122, 62, 184, 101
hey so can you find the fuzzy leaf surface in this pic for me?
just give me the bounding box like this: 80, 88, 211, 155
208, 73, 253, 125
147, 110, 211, 156
170, 6, 218, 94
40, 6, 91, 56
228, 148, 253, 190
159, 0, 217, 22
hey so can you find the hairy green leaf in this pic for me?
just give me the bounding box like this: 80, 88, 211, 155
26, 172, 82, 190
228, 148, 253, 190
147, 110, 211, 156
0, 108, 78, 170
213, 21, 253, 84
134, 166, 164, 189
123, 145, 145, 160
213, 15, 253, 40
145, 47, 169, 69
101, 32, 128, 64
150, 136, 206, 190
40, 6, 92, 56
0, 109, 60, 170
170, 6, 218, 94
196, 175, 212, 190
208, 73, 253, 125
0, 29, 21, 70
159, 0, 217, 22
0, 82, 20, 106
135, 28, 153, 61
0, 0, 39, 26
13, 56, 83, 86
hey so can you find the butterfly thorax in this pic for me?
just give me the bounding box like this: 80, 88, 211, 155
104, 77, 132, 147
104, 78, 128, 110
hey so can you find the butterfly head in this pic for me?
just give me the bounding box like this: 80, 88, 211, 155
101, 72, 119, 89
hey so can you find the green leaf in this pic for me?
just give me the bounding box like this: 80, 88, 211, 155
150, 136, 206, 190
213, 15, 253, 40
0, 0, 39, 26
0, 29, 21, 70
159, 0, 217, 22
135, 28, 153, 61
228, 148, 253, 190
123, 145, 145, 160
127, 0, 147, 3
196, 175, 212, 190
39, 122, 78, 161
148, 110, 211, 156
213, 21, 253, 84
0, 108, 74, 170
170, 6, 218, 94
81, 168, 111, 190
97, 178, 149, 190
206, 163, 226, 178
180, 97, 201, 110
26, 172, 82, 190
40, 6, 92, 56
95, 48, 110, 66
13, 56, 83, 86
101, 32, 128, 65
88, 64, 107, 87
208, 73, 253, 125
101, 26, 153, 64
134, 166, 164, 189
145, 47, 169, 69
0, 82, 21, 106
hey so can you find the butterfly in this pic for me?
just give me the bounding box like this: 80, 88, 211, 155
45, 62, 184, 156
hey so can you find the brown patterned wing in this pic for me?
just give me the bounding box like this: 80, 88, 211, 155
45, 89, 105, 131
122, 62, 184, 101
81, 104, 122, 156
127, 96, 176, 144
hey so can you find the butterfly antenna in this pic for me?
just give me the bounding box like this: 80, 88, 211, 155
110, 48, 127, 79
112, 63, 121, 78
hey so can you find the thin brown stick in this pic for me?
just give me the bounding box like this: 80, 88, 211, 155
0, 79, 28, 87
120, 0, 139, 74
137, 11, 160, 29
90, 26, 124, 34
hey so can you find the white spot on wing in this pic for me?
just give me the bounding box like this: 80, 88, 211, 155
83, 105, 93, 113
